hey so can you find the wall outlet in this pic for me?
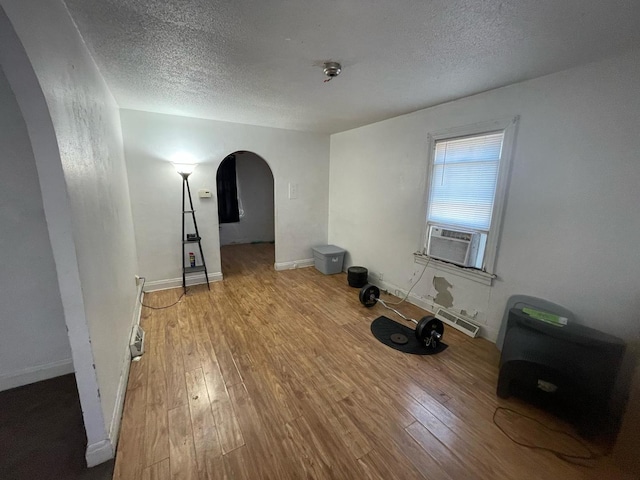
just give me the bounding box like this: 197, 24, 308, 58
378, 272, 384, 281
135, 275, 142, 286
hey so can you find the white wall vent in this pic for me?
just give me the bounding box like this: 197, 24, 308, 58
426, 226, 480, 267
434, 307, 480, 338
130, 325, 145, 358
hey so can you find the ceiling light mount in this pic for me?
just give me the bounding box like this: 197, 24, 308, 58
323, 61, 342, 82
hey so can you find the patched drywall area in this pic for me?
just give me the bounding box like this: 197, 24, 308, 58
432, 276, 454, 308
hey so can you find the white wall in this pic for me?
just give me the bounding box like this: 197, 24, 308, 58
219, 152, 275, 246
329, 48, 640, 344
0, 67, 72, 391
121, 109, 329, 287
1, 0, 140, 464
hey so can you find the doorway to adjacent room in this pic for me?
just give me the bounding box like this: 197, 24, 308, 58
216, 151, 275, 277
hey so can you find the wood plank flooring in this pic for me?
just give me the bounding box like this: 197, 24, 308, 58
113, 243, 631, 479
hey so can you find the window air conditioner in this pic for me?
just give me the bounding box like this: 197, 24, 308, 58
426, 226, 480, 267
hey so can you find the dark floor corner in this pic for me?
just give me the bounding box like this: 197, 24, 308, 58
0, 374, 114, 480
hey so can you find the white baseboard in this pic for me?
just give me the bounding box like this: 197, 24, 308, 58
86, 439, 114, 467
274, 259, 315, 271
143, 271, 223, 292
0, 358, 75, 392
107, 281, 144, 452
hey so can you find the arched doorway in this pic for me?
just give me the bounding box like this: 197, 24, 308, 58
216, 151, 275, 276
0, 6, 110, 468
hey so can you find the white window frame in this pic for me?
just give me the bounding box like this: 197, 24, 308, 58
415, 116, 519, 285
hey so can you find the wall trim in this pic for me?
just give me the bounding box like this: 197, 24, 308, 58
107, 282, 144, 451
414, 253, 495, 286
86, 439, 114, 468
143, 272, 223, 292
0, 358, 74, 392
274, 259, 315, 271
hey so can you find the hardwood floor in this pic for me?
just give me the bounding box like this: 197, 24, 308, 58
113, 243, 631, 479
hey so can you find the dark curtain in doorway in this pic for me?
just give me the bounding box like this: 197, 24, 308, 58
217, 154, 240, 223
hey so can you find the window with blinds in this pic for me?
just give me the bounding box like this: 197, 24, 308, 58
422, 118, 517, 277
427, 131, 505, 232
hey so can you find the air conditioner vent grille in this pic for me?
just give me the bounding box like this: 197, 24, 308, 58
438, 309, 457, 322
456, 318, 477, 332
441, 229, 472, 241
434, 307, 480, 338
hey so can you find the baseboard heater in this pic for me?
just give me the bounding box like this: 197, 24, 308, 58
434, 307, 480, 338
130, 325, 146, 358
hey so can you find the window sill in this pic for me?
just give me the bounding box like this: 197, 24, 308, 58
413, 253, 495, 286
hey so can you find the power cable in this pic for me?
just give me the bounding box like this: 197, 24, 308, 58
385, 257, 430, 306
492, 407, 601, 467
137, 277, 187, 310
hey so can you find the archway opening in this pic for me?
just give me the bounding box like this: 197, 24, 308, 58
216, 151, 275, 276
0, 5, 110, 470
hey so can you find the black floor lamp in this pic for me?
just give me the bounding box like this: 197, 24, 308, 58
172, 161, 210, 293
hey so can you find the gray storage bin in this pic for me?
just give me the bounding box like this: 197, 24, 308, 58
312, 245, 346, 275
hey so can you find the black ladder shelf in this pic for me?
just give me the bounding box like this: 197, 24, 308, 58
180, 173, 209, 293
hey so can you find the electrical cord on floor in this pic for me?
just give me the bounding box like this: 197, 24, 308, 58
492, 407, 601, 467
138, 277, 187, 309
385, 257, 430, 306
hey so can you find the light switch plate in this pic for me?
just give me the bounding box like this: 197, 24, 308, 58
288, 182, 298, 199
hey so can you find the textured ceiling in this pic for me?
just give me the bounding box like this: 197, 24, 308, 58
63, 0, 640, 133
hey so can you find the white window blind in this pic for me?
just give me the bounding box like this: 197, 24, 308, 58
427, 131, 505, 231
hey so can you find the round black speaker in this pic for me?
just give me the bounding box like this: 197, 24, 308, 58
348, 266, 368, 288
